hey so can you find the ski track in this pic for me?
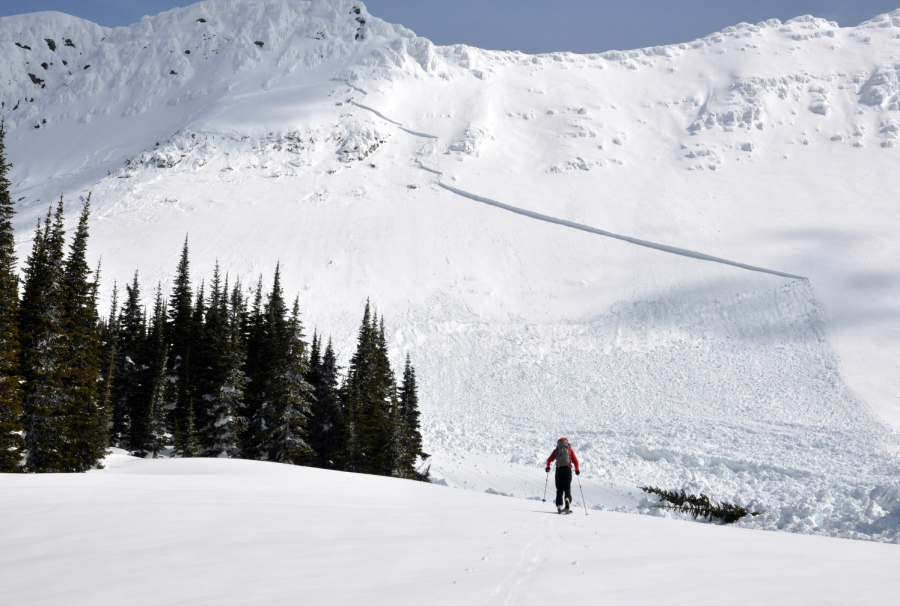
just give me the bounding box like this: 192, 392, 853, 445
491, 516, 552, 605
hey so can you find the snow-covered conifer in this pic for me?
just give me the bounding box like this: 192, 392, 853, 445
173, 400, 199, 457
308, 335, 343, 468
144, 344, 169, 459
341, 302, 396, 475
258, 277, 315, 464
19, 200, 70, 472
111, 272, 146, 449
239, 275, 266, 459
167, 236, 194, 433
96, 281, 118, 452
398, 354, 429, 481
0, 119, 23, 472
59, 199, 107, 471
201, 271, 245, 458
133, 286, 168, 457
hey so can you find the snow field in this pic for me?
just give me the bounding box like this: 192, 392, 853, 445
1, 455, 899, 606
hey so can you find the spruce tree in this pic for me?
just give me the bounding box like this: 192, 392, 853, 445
341, 301, 397, 474
260, 266, 315, 465
0, 118, 23, 472
173, 400, 199, 457
196, 266, 223, 421
97, 281, 118, 454
201, 272, 245, 458
134, 285, 168, 457
308, 336, 343, 468
145, 344, 169, 458
398, 354, 429, 480
19, 200, 70, 472
339, 380, 362, 472
239, 275, 265, 459
112, 272, 146, 449
368, 315, 397, 475
60, 199, 107, 471
339, 302, 373, 472
386, 389, 405, 477
189, 279, 206, 444
167, 236, 194, 433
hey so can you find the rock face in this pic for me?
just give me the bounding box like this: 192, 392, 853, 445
2, 1, 900, 541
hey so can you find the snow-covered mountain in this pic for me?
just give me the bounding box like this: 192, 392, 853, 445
2, 1, 900, 540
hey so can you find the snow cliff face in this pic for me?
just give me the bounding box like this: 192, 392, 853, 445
2, 1, 900, 540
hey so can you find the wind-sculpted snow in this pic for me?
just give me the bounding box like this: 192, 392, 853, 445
2, 1, 900, 542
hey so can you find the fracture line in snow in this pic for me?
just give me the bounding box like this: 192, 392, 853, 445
350, 101, 439, 139
352, 100, 806, 280
335, 78, 369, 96
431, 175, 807, 281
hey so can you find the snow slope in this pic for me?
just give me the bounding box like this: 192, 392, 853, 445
1, 1, 900, 540
1, 455, 898, 605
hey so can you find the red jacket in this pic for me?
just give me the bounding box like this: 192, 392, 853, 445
546, 447, 579, 472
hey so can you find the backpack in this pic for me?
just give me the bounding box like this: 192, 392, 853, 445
556, 438, 570, 467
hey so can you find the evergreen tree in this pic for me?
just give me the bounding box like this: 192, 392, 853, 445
112, 272, 146, 449
368, 315, 397, 475
386, 389, 405, 477
19, 200, 70, 472
97, 281, 118, 454
340, 301, 396, 474
260, 267, 315, 465
60, 199, 107, 471
144, 344, 169, 459
201, 272, 245, 458
133, 286, 168, 457
167, 236, 194, 432
398, 354, 429, 480
189, 279, 206, 444
339, 379, 362, 472
0, 118, 23, 472
239, 275, 265, 459
308, 335, 343, 468
173, 400, 199, 457
338, 302, 373, 472
196, 266, 223, 421
308, 331, 320, 386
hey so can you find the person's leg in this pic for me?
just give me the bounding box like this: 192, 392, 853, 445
554, 468, 564, 508
560, 467, 573, 509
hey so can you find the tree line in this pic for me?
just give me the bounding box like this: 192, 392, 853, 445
0, 120, 429, 479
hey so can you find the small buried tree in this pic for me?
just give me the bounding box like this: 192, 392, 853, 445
639, 486, 761, 524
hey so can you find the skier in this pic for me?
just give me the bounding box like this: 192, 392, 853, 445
545, 437, 580, 514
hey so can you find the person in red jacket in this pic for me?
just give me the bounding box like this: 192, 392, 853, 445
546, 437, 580, 513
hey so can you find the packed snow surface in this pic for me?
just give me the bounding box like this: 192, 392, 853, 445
1, 455, 899, 605
1, 1, 900, 540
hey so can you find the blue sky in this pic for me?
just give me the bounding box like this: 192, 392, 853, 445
0, 0, 897, 53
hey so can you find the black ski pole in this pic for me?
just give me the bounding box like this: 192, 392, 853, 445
542, 470, 549, 502
577, 473, 588, 516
